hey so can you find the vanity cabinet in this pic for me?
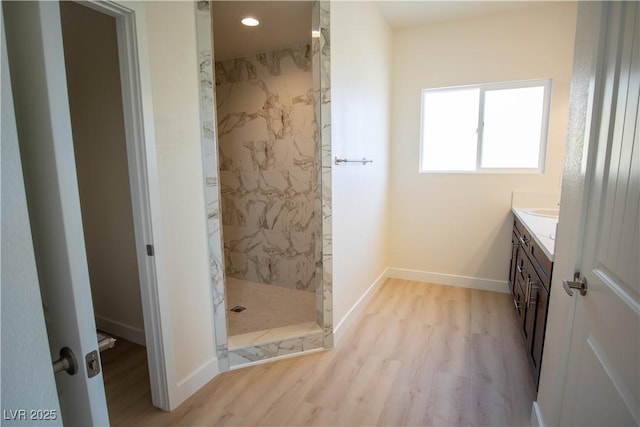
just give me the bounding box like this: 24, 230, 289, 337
528, 274, 549, 380
509, 215, 553, 388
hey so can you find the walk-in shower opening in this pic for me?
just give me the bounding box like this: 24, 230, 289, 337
211, 1, 322, 347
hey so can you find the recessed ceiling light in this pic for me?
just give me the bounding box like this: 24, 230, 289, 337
241, 17, 260, 27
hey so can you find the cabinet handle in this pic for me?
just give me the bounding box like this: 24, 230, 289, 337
513, 298, 521, 310
517, 265, 526, 274
519, 236, 529, 246
527, 280, 541, 307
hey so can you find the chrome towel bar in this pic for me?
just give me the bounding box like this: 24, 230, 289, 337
335, 157, 373, 165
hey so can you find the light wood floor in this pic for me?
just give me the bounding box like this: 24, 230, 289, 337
100, 336, 152, 426
105, 278, 536, 426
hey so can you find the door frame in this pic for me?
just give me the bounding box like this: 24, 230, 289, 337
76, 0, 175, 411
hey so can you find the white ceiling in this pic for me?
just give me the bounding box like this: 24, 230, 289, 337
211, 1, 550, 61
211, 1, 312, 61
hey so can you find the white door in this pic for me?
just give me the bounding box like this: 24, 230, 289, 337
1, 8, 62, 425
559, 2, 639, 425
3, 2, 110, 425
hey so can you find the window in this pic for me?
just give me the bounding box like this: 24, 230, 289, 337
419, 80, 551, 173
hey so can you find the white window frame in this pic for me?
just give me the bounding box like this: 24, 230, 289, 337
419, 79, 552, 174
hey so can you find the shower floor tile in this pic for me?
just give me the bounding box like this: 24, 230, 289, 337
226, 277, 317, 337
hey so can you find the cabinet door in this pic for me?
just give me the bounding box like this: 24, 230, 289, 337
529, 276, 549, 386
521, 260, 534, 345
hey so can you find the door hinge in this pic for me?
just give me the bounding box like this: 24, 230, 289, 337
146, 244, 154, 256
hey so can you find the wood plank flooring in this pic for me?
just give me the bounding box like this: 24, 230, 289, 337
100, 336, 152, 426
104, 278, 536, 426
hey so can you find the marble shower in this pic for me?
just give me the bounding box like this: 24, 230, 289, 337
215, 46, 319, 297
197, 0, 331, 368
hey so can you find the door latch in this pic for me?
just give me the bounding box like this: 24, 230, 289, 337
85, 350, 100, 378
563, 272, 587, 296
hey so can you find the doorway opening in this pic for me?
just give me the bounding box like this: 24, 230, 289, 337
212, 1, 321, 347
58, 0, 167, 417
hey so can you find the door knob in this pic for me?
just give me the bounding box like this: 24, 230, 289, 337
52, 346, 78, 375
563, 273, 587, 296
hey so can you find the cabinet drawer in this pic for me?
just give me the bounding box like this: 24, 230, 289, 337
530, 239, 553, 290
509, 232, 520, 295
513, 273, 527, 322
513, 217, 532, 252
515, 247, 528, 283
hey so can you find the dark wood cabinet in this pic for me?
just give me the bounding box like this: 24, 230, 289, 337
513, 249, 528, 321
528, 271, 549, 381
508, 231, 520, 295
509, 215, 553, 388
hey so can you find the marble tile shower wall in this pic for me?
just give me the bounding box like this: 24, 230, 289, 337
196, 1, 228, 367
215, 46, 318, 292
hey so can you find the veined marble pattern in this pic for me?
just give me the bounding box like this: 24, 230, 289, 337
317, 0, 333, 349
194, 1, 332, 370
196, 1, 229, 370
216, 45, 318, 292
229, 332, 324, 366
228, 321, 321, 349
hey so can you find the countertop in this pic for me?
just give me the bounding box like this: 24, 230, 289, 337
512, 208, 558, 261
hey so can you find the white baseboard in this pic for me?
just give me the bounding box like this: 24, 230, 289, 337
333, 268, 390, 345
95, 315, 146, 346
531, 401, 544, 427
173, 356, 219, 409
387, 268, 509, 294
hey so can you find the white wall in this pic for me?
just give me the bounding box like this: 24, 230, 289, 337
389, 3, 577, 287
144, 2, 216, 385
60, 2, 145, 345
331, 2, 392, 333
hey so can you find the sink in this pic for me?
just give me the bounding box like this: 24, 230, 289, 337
525, 208, 560, 218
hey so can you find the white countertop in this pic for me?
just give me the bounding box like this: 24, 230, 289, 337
512, 208, 558, 261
